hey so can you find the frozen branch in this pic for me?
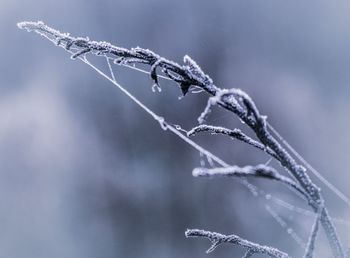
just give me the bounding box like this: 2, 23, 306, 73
188, 124, 279, 159
185, 229, 290, 258
197, 96, 218, 124
17, 21, 218, 96
193, 164, 307, 199
303, 209, 322, 258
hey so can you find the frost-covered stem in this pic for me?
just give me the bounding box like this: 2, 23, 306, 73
216, 88, 344, 257
254, 125, 343, 256
185, 229, 290, 258
18, 21, 344, 257
303, 209, 321, 258
193, 165, 307, 199
188, 124, 279, 159
17, 21, 215, 96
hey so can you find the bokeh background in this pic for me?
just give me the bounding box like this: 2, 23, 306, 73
1, 1, 350, 257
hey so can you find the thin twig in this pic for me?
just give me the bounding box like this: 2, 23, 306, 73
193, 164, 308, 199
185, 229, 290, 258
303, 208, 322, 258
188, 124, 279, 160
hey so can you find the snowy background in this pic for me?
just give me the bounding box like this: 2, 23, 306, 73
1, 1, 350, 257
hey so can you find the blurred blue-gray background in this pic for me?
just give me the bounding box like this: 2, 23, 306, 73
1, 1, 350, 257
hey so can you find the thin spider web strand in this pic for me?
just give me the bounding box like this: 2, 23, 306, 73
105, 55, 116, 82
271, 197, 350, 227
267, 122, 350, 208
265, 205, 306, 250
